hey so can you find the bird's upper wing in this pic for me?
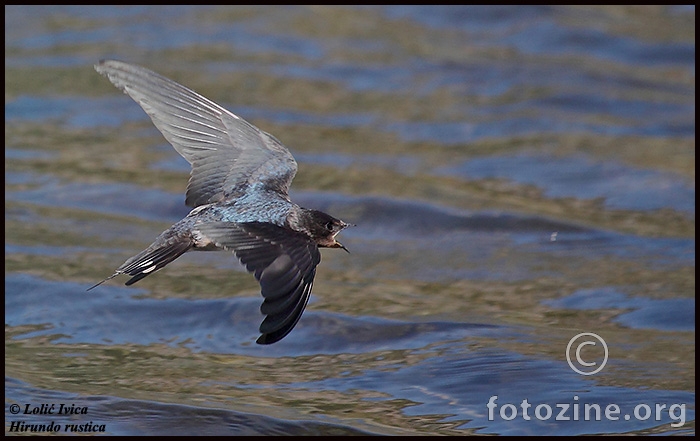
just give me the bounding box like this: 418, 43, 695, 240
195, 221, 321, 345
95, 59, 297, 207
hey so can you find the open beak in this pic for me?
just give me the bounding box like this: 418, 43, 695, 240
332, 221, 353, 253
332, 241, 350, 253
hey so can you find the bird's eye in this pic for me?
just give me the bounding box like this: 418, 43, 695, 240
325, 221, 334, 231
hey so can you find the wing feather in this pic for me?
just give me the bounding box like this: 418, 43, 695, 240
195, 221, 321, 344
95, 59, 298, 207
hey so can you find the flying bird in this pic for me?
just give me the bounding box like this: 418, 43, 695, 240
89, 60, 350, 345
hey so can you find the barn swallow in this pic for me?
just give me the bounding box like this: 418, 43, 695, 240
89, 60, 350, 345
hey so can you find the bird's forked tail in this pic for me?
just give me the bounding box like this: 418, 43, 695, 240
88, 231, 193, 291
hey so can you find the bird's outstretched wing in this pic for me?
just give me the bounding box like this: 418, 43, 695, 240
196, 221, 321, 344
95, 59, 297, 207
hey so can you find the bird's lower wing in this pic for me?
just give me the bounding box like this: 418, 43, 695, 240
195, 221, 321, 344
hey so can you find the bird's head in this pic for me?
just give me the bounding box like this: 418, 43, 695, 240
303, 209, 351, 252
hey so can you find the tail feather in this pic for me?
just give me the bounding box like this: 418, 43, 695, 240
87, 273, 119, 291
88, 234, 193, 291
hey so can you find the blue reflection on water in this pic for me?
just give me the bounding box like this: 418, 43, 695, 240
438, 153, 695, 214
544, 287, 695, 332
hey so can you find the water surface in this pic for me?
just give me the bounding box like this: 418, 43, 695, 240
5, 5, 695, 435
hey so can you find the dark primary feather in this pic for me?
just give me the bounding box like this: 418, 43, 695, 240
195, 222, 321, 345
94, 59, 298, 207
